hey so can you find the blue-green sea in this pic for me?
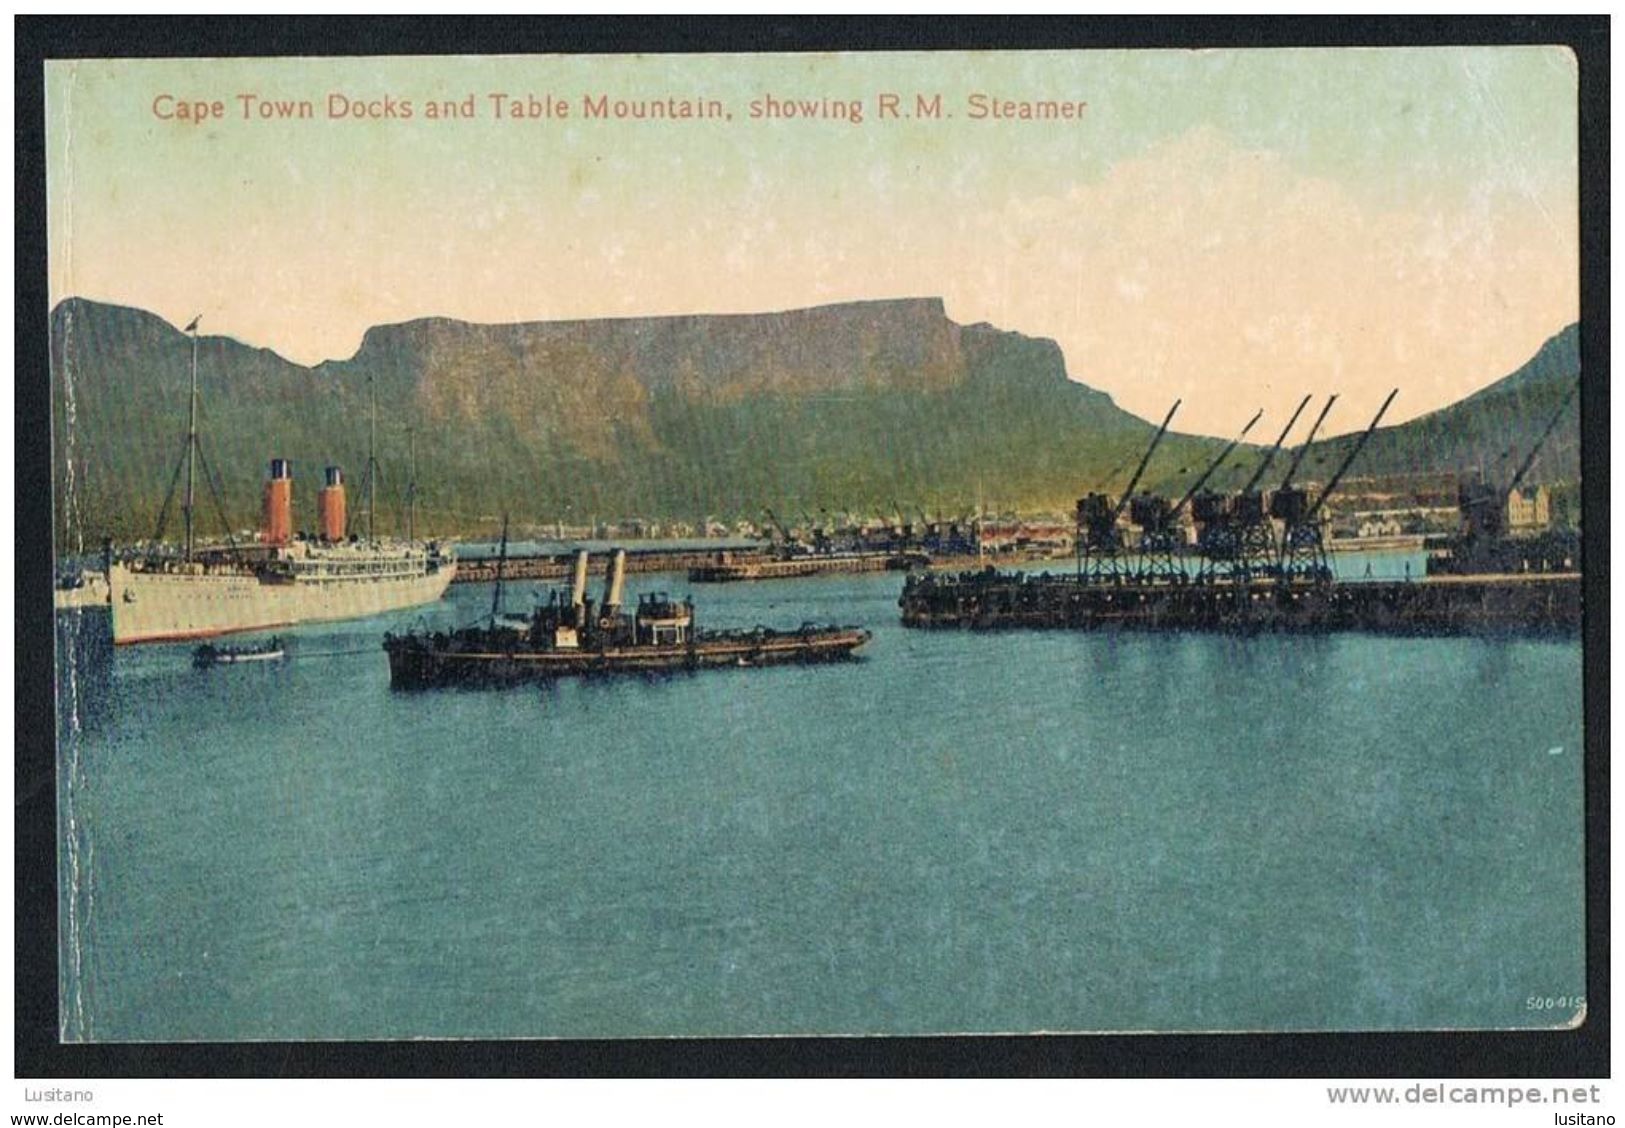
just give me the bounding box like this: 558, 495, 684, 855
55, 558, 1585, 1040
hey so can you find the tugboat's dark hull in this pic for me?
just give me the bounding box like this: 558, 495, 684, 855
384, 627, 871, 688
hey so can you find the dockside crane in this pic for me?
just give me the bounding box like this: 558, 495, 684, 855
1273, 394, 1340, 498
1260, 394, 1338, 578
888, 501, 915, 552
908, 504, 945, 554
1437, 378, 1581, 576
1459, 378, 1579, 541
1242, 395, 1314, 497
1077, 399, 1180, 583
1192, 394, 1313, 581
762, 507, 800, 557
1133, 408, 1262, 581
1506, 379, 1580, 492
1278, 389, 1397, 583
917, 501, 974, 556
811, 508, 833, 553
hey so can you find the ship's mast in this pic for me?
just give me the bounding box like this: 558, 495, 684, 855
367, 373, 378, 544
407, 425, 417, 543
977, 478, 985, 566
183, 316, 200, 560
490, 513, 509, 622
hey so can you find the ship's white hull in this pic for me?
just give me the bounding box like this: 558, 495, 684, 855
54, 573, 111, 610
108, 560, 456, 644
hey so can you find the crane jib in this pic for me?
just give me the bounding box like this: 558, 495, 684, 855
1110, 399, 1181, 524
1506, 378, 1580, 496
1171, 408, 1263, 519
1241, 393, 1313, 495
1278, 394, 1339, 492
1303, 388, 1399, 523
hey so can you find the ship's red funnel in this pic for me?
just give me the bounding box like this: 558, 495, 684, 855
317, 466, 346, 543
261, 458, 293, 546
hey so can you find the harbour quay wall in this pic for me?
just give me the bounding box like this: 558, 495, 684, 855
899, 571, 1581, 634
688, 549, 1072, 582
452, 547, 771, 584
689, 554, 901, 581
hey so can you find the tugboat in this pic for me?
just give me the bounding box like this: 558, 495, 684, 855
383, 547, 870, 688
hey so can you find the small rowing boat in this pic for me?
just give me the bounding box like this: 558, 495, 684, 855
193, 636, 286, 668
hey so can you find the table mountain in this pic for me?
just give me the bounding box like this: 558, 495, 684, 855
50, 296, 1221, 543
49, 296, 1579, 547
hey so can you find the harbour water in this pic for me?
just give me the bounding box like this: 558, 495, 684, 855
54, 556, 1585, 1040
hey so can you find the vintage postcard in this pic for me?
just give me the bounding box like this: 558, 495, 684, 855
46, 46, 1585, 1045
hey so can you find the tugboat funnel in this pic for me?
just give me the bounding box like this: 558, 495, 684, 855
603, 548, 628, 614
570, 550, 590, 607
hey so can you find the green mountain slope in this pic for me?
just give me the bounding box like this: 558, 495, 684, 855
1308, 324, 1580, 487
51, 297, 1229, 544
49, 297, 1581, 548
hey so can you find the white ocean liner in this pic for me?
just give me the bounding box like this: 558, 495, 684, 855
108, 540, 455, 644
105, 315, 456, 644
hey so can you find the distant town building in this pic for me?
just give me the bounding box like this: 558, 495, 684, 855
1342, 506, 1457, 537
1334, 473, 1459, 511
1506, 486, 1552, 534
1357, 516, 1404, 539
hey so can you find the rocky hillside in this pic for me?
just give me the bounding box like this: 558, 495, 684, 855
50, 297, 1227, 544
1308, 324, 1580, 487
48, 297, 1582, 547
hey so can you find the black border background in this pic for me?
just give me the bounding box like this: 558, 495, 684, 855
15, 15, 1609, 1079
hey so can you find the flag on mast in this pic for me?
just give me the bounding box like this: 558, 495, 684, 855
184, 315, 200, 332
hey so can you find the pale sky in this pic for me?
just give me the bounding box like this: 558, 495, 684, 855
47, 49, 1578, 437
